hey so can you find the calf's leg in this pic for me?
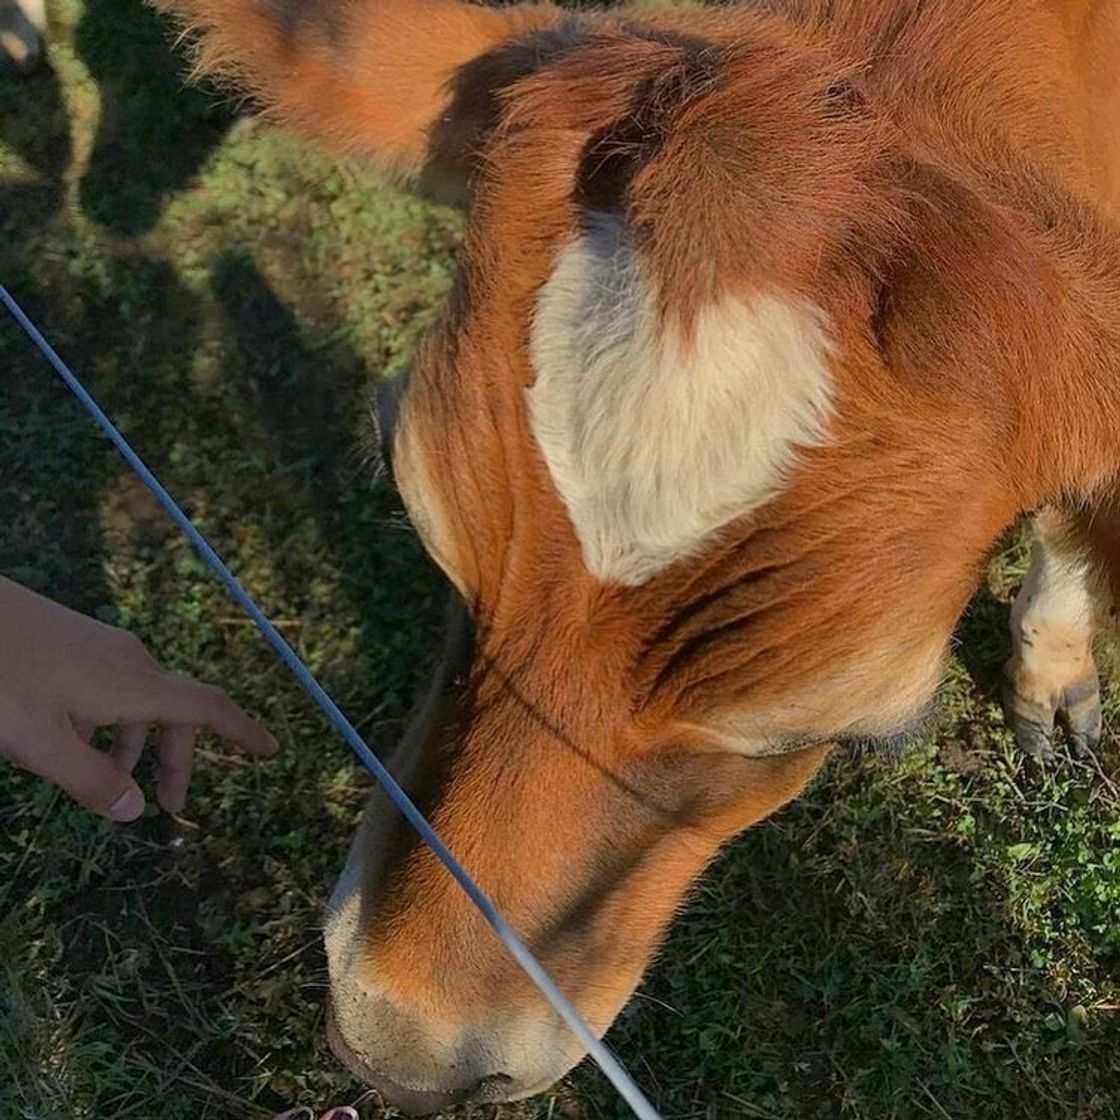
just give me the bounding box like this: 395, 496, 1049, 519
1004, 502, 1119, 761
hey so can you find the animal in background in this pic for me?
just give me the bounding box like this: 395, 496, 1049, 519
0, 0, 46, 71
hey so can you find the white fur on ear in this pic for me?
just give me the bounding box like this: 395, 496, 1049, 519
528, 213, 836, 586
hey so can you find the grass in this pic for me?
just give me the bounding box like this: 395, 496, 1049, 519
1, 2, 1119, 1118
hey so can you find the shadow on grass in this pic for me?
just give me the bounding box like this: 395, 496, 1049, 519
2, 54, 181, 608
209, 253, 447, 720
0, 0, 217, 616
75, 0, 237, 236
955, 585, 1014, 696
0, 249, 206, 607
0, 52, 70, 179
0, 51, 68, 263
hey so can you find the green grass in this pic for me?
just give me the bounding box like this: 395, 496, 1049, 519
1, 3, 1119, 1118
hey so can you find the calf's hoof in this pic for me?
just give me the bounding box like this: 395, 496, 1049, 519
1003, 659, 1101, 764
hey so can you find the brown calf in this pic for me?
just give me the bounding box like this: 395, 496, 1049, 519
153, 0, 1120, 1111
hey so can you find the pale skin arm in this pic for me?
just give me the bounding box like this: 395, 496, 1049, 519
0, 576, 278, 821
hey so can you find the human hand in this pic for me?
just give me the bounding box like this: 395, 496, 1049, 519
0, 576, 277, 821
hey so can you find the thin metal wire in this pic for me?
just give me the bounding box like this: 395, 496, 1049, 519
0, 283, 662, 1120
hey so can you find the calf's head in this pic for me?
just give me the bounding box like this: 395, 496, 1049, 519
157, 0, 1030, 1109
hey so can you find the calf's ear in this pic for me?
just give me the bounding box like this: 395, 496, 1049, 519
150, 0, 563, 193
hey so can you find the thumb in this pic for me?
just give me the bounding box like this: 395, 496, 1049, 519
34, 724, 147, 822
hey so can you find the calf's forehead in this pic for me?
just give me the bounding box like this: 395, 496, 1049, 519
393, 195, 843, 595
385, 27, 965, 744
527, 211, 837, 588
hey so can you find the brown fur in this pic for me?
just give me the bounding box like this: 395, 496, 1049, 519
153, 0, 1120, 1104
150, 0, 564, 180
